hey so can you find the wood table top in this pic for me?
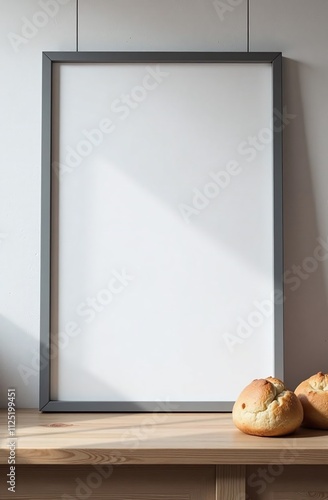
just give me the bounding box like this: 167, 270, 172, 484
1, 410, 328, 465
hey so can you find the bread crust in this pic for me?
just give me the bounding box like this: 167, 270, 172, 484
232, 377, 303, 437
295, 372, 328, 429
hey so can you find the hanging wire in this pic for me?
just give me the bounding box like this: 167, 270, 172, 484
76, 0, 79, 52
247, 0, 250, 52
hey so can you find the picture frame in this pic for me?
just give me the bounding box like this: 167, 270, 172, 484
40, 51, 283, 412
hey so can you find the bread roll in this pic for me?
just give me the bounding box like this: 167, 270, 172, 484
295, 372, 328, 429
232, 377, 303, 437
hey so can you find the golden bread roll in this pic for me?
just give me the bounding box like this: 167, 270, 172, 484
295, 372, 328, 429
232, 377, 303, 437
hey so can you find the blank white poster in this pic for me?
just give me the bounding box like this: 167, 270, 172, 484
50, 62, 274, 403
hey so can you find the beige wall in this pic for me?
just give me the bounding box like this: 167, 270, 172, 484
0, 0, 327, 406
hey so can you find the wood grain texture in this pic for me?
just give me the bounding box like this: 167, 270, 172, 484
246, 465, 328, 500
0, 465, 215, 499
216, 465, 245, 499
1, 410, 328, 465
274, 494, 328, 499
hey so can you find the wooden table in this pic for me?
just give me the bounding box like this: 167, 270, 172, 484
1, 410, 328, 499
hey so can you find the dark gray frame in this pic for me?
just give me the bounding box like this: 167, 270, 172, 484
40, 52, 283, 412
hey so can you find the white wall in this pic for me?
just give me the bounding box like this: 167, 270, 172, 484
0, 0, 76, 407
250, 0, 328, 389
0, 0, 327, 407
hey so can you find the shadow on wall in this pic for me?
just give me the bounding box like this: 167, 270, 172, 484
283, 58, 328, 390
0, 315, 39, 408
1, 313, 171, 410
